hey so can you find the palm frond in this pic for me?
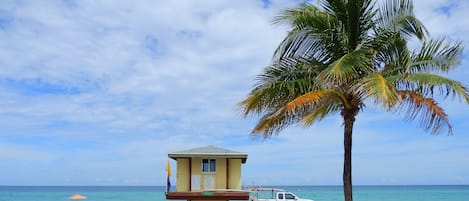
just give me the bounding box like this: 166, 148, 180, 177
319, 48, 374, 85
358, 73, 399, 108
238, 83, 289, 116
367, 29, 412, 75
273, 30, 332, 63
278, 89, 349, 115
303, 102, 342, 126
376, 0, 428, 40
389, 73, 469, 103
239, 58, 325, 117
273, 3, 327, 29
321, 0, 347, 16
272, 2, 350, 63
409, 38, 463, 73
344, 0, 375, 50
320, 0, 376, 50
258, 57, 323, 84
251, 89, 345, 137
396, 91, 452, 134
252, 110, 292, 138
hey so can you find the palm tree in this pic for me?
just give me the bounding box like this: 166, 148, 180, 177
239, 0, 469, 201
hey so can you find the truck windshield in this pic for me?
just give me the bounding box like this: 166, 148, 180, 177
285, 193, 295, 200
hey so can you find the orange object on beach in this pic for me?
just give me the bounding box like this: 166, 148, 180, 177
68, 194, 87, 200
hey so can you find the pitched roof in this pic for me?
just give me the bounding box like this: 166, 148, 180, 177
168, 145, 248, 163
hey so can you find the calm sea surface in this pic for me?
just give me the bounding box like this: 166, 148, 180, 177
0, 185, 468, 201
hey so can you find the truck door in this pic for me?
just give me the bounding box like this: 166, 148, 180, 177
277, 193, 285, 201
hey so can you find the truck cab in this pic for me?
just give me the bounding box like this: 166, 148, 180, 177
276, 192, 298, 200
249, 188, 313, 201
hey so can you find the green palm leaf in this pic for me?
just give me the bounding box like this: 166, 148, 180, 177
359, 73, 399, 108
376, 0, 428, 39
389, 73, 469, 103
409, 38, 463, 73
319, 48, 373, 85
303, 102, 342, 126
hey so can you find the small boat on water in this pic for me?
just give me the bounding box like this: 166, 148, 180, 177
68, 194, 87, 200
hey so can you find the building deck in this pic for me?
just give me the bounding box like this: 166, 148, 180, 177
166, 191, 250, 200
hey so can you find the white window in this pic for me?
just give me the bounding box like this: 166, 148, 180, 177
202, 159, 216, 172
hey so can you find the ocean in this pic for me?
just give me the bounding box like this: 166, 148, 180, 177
0, 185, 468, 201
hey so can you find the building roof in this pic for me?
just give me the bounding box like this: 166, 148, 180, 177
168, 145, 248, 163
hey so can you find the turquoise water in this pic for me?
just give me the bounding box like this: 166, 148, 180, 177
284, 186, 469, 201
0, 185, 468, 201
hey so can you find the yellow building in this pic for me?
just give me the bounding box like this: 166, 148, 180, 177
166, 145, 249, 201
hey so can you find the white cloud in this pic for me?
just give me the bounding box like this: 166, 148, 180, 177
0, 141, 61, 161
0, 0, 468, 185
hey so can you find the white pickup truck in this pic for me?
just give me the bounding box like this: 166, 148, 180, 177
249, 188, 314, 201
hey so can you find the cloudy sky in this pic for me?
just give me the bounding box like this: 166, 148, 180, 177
0, 0, 468, 186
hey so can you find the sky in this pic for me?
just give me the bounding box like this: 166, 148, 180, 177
0, 0, 469, 186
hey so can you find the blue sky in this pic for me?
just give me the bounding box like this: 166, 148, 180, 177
0, 0, 469, 186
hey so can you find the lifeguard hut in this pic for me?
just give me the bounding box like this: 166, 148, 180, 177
165, 145, 249, 201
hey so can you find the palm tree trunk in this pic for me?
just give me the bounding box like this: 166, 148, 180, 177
342, 109, 356, 201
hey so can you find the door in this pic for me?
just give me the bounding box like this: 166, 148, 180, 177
201, 159, 216, 190
203, 174, 215, 190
